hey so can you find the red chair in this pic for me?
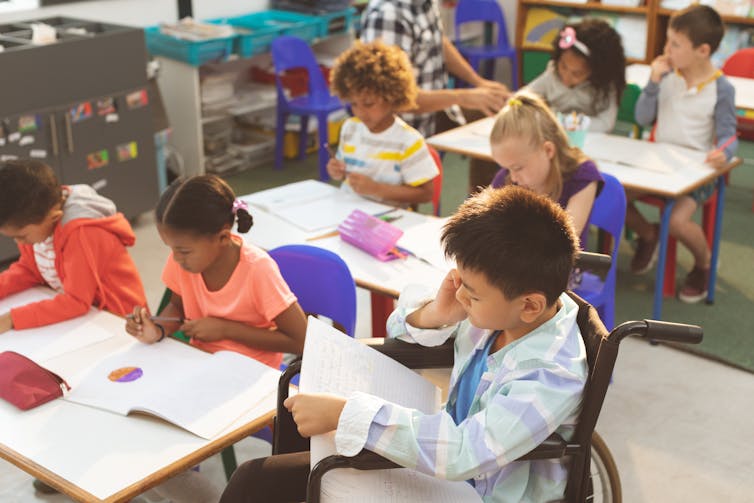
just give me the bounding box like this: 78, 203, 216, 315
721, 48, 754, 210
428, 145, 444, 216
722, 48, 754, 140
371, 146, 445, 338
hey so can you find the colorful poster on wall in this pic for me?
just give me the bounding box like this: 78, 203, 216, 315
97, 97, 117, 116
70, 102, 93, 123
87, 149, 109, 170
126, 90, 148, 109
18, 115, 39, 133
116, 141, 138, 161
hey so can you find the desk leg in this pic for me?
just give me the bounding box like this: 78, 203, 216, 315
653, 200, 675, 320
370, 293, 394, 338
707, 175, 726, 305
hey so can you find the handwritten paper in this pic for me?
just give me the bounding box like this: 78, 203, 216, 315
300, 317, 480, 502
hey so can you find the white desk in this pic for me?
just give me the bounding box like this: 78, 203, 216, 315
625, 63, 754, 112
238, 183, 451, 337
0, 289, 276, 502
426, 119, 737, 320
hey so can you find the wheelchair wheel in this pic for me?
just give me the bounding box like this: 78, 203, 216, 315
589, 431, 622, 503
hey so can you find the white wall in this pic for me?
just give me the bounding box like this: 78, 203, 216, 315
0, 0, 268, 27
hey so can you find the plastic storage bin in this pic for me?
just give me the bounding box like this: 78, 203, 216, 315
206, 16, 281, 58
144, 26, 235, 66
230, 10, 320, 44
313, 7, 357, 38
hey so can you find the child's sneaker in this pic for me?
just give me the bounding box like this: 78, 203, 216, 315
678, 266, 710, 304
630, 224, 659, 275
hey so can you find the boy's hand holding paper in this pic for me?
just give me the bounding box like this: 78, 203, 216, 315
284, 392, 347, 437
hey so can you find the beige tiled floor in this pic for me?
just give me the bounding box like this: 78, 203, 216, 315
2, 213, 754, 502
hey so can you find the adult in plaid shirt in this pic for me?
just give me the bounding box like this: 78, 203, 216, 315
360, 0, 510, 137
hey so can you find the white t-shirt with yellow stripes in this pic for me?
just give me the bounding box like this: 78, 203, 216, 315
336, 116, 438, 202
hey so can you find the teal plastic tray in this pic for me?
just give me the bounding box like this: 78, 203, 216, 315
229, 10, 320, 44
313, 7, 357, 38
145, 26, 235, 66
206, 16, 281, 58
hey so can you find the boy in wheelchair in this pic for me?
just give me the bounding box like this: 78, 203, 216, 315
221, 186, 588, 502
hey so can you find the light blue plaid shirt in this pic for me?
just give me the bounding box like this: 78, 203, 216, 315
335, 291, 588, 502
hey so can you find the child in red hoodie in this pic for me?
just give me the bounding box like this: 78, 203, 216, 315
0, 160, 146, 333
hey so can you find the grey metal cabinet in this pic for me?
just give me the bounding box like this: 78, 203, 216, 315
0, 17, 158, 262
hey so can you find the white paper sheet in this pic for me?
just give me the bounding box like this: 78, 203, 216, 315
300, 317, 480, 502
0, 287, 119, 362
243, 179, 339, 212
64, 339, 280, 439
396, 217, 454, 273
584, 133, 709, 174
275, 194, 395, 232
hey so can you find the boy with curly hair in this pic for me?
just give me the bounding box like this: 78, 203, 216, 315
327, 40, 439, 206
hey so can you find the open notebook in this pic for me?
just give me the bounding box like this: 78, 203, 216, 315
242, 179, 395, 233
63, 338, 280, 439
300, 317, 481, 502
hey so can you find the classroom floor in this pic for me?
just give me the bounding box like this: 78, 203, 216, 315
3, 148, 754, 502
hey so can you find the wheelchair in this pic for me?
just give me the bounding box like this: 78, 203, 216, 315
269, 253, 703, 503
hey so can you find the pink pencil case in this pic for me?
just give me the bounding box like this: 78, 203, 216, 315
338, 210, 405, 261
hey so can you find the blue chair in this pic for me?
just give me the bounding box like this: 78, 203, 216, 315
271, 36, 345, 181
222, 244, 358, 477
454, 0, 518, 89
574, 174, 626, 330
269, 244, 357, 337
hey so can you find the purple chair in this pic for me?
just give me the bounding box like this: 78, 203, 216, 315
574, 173, 626, 330
271, 36, 345, 181
454, 0, 518, 89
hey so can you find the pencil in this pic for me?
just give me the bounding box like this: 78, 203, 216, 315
714, 134, 738, 154
126, 314, 184, 323
306, 229, 340, 241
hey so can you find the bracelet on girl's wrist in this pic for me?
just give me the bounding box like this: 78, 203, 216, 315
155, 323, 166, 342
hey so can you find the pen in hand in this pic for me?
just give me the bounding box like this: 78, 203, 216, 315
126, 314, 184, 323
713, 134, 738, 154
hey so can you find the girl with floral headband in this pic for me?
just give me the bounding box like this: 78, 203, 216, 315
526, 19, 626, 133
490, 91, 604, 247
125, 174, 307, 368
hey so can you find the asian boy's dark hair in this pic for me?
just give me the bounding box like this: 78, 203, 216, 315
442, 186, 579, 306
156, 175, 253, 235
0, 160, 62, 228
670, 5, 724, 53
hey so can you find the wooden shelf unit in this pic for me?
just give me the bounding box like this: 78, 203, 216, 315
516, 0, 754, 87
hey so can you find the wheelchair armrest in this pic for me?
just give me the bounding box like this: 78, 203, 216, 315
515, 433, 567, 460
574, 251, 611, 280
307, 450, 402, 503
273, 360, 310, 455
366, 337, 455, 369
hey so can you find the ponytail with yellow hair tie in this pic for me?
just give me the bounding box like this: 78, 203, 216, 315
507, 96, 523, 109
